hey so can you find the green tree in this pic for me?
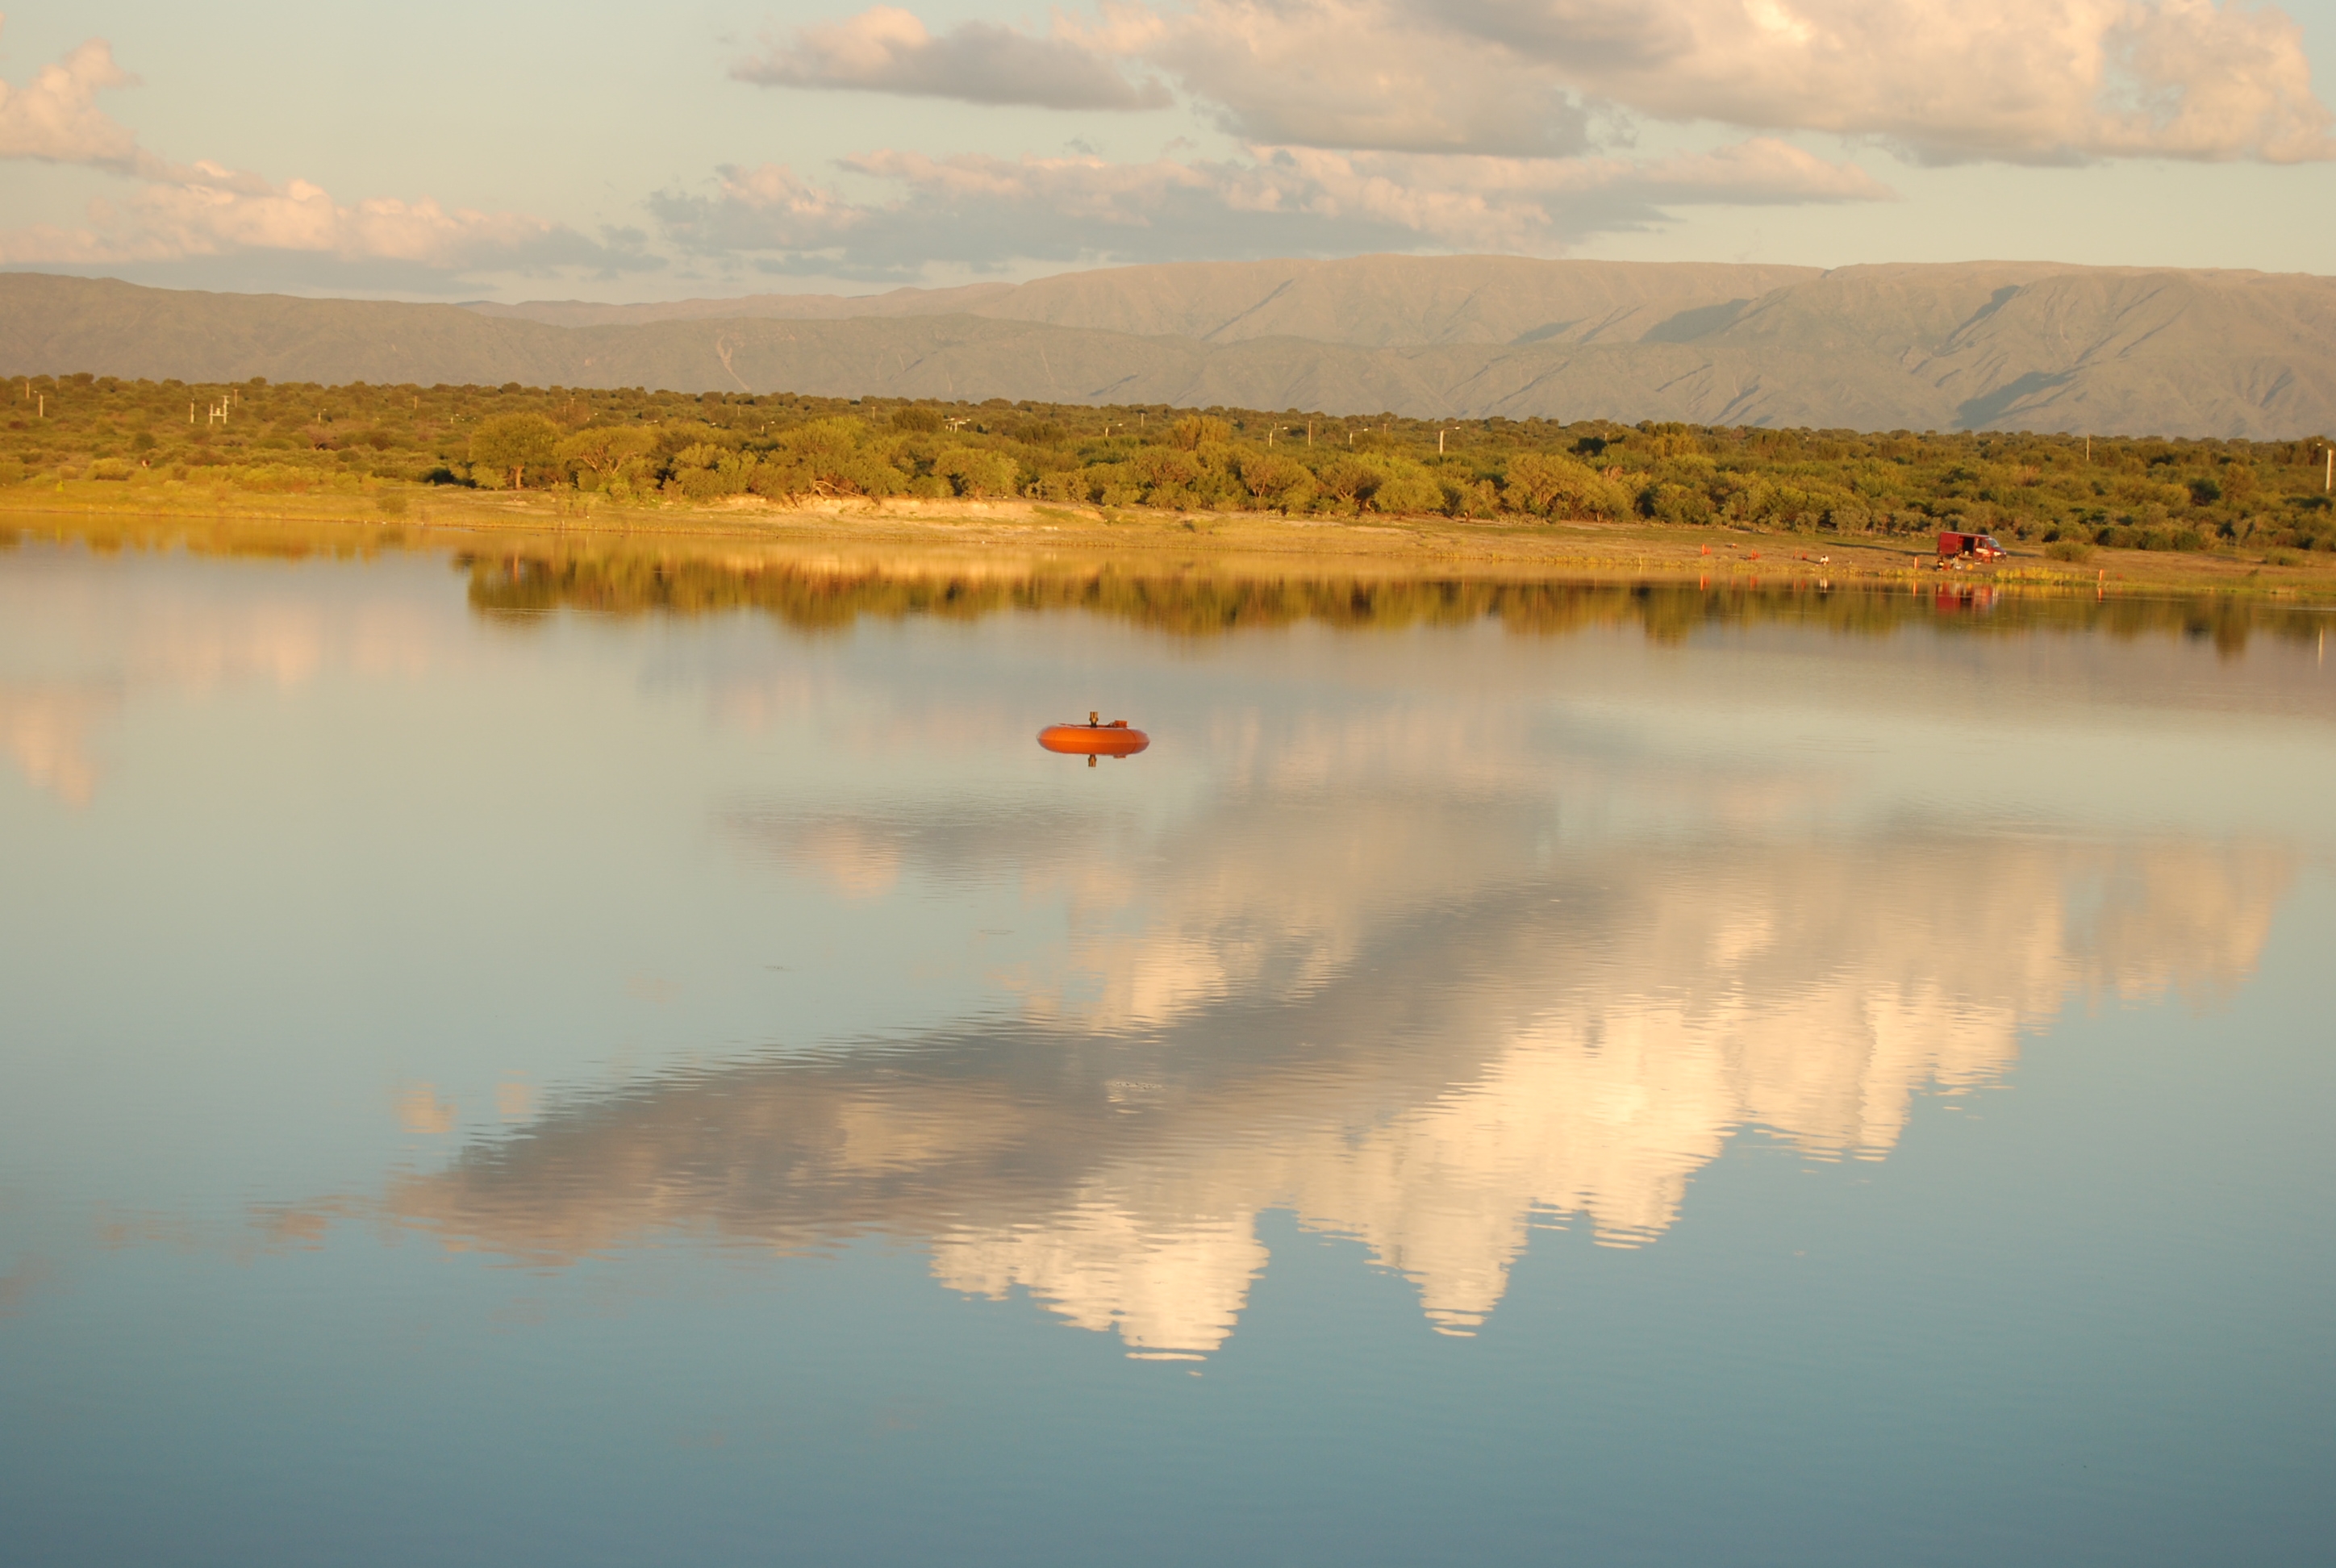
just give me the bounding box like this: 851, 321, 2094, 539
937, 446, 1019, 498
1364, 455, 1443, 514
1316, 456, 1379, 511
469, 413, 562, 490
1236, 451, 1316, 513
1504, 452, 1630, 519
1170, 415, 1232, 451
667, 443, 756, 498
557, 424, 656, 490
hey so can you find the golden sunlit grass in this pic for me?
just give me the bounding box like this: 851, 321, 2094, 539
7, 476, 2335, 604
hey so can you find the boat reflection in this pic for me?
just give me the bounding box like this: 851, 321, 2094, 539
10, 522, 2307, 1357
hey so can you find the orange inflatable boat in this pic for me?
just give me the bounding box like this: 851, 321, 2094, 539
1039, 712, 1150, 761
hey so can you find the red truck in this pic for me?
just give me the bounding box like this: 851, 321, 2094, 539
1937, 530, 2008, 563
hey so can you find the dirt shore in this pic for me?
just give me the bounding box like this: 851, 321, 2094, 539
7, 479, 2335, 602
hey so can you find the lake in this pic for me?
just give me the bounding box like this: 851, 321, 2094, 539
2, 522, 2331, 1566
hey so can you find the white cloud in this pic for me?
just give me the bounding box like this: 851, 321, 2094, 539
0, 35, 150, 173
1423, 0, 2334, 163
1082, 0, 1598, 155
0, 32, 655, 285
0, 165, 644, 275
650, 140, 1889, 276
752, 1, 2334, 165
735, 6, 1171, 110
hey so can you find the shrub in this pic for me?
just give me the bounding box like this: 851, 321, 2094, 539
1441, 477, 1500, 518
2045, 539, 2094, 562
1028, 469, 1089, 504
1133, 447, 1205, 491
1506, 451, 1633, 519
1313, 456, 1379, 511
1366, 458, 1443, 515
1081, 462, 1142, 507
777, 417, 866, 466
1170, 415, 1232, 450
558, 425, 656, 487
666, 444, 755, 498
1236, 451, 1316, 512
1639, 482, 1713, 527
838, 455, 909, 498
599, 457, 658, 500
936, 446, 1020, 498
469, 413, 562, 489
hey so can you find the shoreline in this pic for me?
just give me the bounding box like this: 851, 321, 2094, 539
7, 480, 2336, 603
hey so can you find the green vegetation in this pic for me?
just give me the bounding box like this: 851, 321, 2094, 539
455, 548, 2319, 653
11, 509, 2322, 655
6, 373, 2334, 557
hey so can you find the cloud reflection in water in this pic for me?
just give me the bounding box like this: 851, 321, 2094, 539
386, 798, 2288, 1355
9, 529, 2312, 1359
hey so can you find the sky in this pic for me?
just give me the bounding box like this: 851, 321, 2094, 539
0, 0, 2332, 301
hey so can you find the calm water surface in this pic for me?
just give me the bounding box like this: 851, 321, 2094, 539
2, 532, 2332, 1566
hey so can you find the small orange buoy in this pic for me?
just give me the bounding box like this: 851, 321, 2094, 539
1039, 711, 1150, 761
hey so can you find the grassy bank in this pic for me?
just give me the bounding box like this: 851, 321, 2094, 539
10, 499, 2328, 658
6, 373, 2334, 566
6, 473, 2336, 605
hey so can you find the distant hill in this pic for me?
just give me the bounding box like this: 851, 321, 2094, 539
472, 256, 1823, 347
4, 257, 2331, 436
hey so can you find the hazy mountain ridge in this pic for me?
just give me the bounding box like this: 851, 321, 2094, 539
470, 256, 1829, 347
957, 256, 1831, 347
463, 281, 1019, 328
3, 258, 2330, 436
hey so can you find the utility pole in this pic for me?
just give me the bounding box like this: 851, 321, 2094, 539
1307, 421, 1313, 446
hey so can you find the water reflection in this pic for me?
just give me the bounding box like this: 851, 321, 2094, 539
459, 546, 2318, 653
0, 682, 116, 806
0, 536, 449, 804
9, 513, 2328, 650
378, 822, 2288, 1357
3, 520, 2318, 1362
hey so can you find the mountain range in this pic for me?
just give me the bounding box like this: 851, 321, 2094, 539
3, 256, 2330, 437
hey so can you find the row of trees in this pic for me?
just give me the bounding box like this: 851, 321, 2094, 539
464, 408, 1644, 523
455, 547, 2312, 650
27, 508, 2316, 650
6, 373, 2333, 553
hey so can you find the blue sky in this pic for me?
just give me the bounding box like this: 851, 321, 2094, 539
1, 0, 2331, 299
